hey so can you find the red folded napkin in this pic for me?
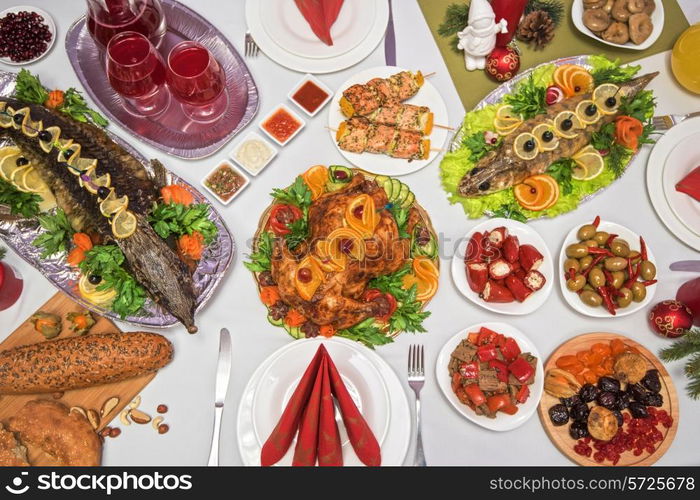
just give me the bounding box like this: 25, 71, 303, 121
260, 344, 381, 467
676, 166, 700, 202
295, 0, 345, 46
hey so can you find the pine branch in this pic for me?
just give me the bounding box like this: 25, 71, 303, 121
0, 246, 5, 260
685, 376, 700, 400
685, 352, 700, 378
438, 3, 470, 53
525, 0, 565, 26
658, 328, 700, 399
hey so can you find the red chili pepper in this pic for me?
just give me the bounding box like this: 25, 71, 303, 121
292, 356, 325, 466
515, 384, 530, 404
500, 337, 521, 362
508, 357, 535, 384
568, 268, 576, 280
623, 263, 641, 289
477, 344, 498, 362
502, 235, 520, 263
261, 346, 324, 466
640, 236, 648, 261
486, 226, 507, 248
627, 259, 633, 281
488, 359, 509, 383
603, 269, 615, 287
597, 286, 617, 316
593, 215, 601, 228
582, 255, 605, 277
459, 361, 480, 379
505, 275, 533, 303
587, 247, 614, 256
605, 233, 618, 248
465, 384, 487, 406
465, 231, 484, 263
317, 359, 342, 466
519, 244, 543, 271
641, 279, 657, 286
481, 280, 515, 303
466, 262, 488, 294
488, 258, 514, 280
326, 347, 381, 466
524, 270, 546, 291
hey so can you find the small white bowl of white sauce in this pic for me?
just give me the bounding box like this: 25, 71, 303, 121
229, 132, 277, 176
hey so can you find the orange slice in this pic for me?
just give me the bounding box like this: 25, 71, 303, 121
553, 65, 592, 98
514, 174, 560, 212
569, 70, 594, 96
345, 194, 380, 238
294, 255, 324, 301
402, 256, 439, 302
302, 165, 328, 200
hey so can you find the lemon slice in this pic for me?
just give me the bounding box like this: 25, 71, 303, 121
0, 154, 21, 180
513, 132, 540, 160
572, 147, 605, 181
0, 103, 13, 128
494, 119, 521, 136
496, 105, 523, 124
79, 274, 117, 306
112, 209, 137, 239
100, 191, 129, 216
39, 126, 60, 153
37, 190, 57, 212
0, 146, 20, 163
55, 139, 75, 163
72, 157, 97, 176
11, 107, 30, 130
553, 112, 582, 139
9, 165, 31, 187
21, 117, 42, 138
593, 83, 621, 115
532, 122, 559, 152
82, 172, 111, 194
575, 100, 601, 125
18, 168, 46, 193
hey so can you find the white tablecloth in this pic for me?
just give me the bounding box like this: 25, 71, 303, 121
1, 0, 699, 466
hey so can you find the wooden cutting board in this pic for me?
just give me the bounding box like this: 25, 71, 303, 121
537, 333, 679, 467
0, 292, 159, 465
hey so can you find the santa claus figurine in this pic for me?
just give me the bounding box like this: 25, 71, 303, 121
457, 0, 509, 71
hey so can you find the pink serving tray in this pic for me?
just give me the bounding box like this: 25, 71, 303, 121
65, 0, 258, 159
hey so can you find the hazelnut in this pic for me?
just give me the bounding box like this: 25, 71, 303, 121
157, 404, 168, 414
157, 423, 169, 434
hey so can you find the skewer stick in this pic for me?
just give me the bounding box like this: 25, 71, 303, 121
423, 72, 436, 78
430, 148, 445, 153
432, 124, 454, 131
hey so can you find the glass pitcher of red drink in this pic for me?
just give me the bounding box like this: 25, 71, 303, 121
86, 0, 166, 50
0, 260, 23, 312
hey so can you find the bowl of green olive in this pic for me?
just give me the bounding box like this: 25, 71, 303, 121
559, 216, 657, 317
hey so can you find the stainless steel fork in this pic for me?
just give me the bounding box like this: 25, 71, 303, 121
652, 111, 700, 132
407, 344, 426, 466
244, 31, 259, 57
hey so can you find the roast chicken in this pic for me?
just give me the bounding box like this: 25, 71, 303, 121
271, 173, 416, 329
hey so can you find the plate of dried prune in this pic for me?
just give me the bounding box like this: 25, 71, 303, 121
537, 332, 678, 466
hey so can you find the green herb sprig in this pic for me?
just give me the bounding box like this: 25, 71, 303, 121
503, 75, 546, 120
32, 208, 74, 257
245, 231, 274, 273
491, 203, 527, 222
270, 176, 313, 210
337, 317, 394, 349
369, 265, 431, 334
547, 158, 575, 195
149, 203, 218, 244
591, 59, 641, 86
0, 177, 41, 218
389, 205, 410, 239
463, 132, 500, 163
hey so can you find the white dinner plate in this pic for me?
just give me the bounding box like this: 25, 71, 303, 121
245, 0, 389, 74
327, 66, 449, 176
559, 220, 657, 318
0, 6, 56, 66
435, 322, 544, 432
259, 0, 375, 60
646, 117, 700, 251
571, 0, 664, 51
661, 131, 700, 237
237, 337, 410, 466
451, 218, 554, 315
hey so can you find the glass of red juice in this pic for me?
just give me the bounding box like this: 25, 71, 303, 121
86, 0, 167, 50
166, 41, 228, 123
106, 31, 170, 116
0, 261, 23, 312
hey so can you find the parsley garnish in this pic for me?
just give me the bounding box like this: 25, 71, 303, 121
336, 318, 394, 349
389, 205, 410, 239
491, 204, 527, 222
591, 122, 630, 178
244, 231, 274, 272
503, 75, 546, 119
31, 208, 74, 257
591, 60, 641, 86
547, 158, 575, 195
369, 265, 431, 334
0, 177, 41, 218
463, 132, 499, 163
78, 245, 147, 318
149, 203, 218, 244
270, 176, 312, 210
285, 217, 308, 250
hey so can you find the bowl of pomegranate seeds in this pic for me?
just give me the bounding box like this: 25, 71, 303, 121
0, 7, 55, 65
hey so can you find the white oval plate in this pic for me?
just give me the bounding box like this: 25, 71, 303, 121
0, 6, 56, 66
237, 337, 410, 466
259, 0, 375, 60
647, 117, 700, 251
571, 0, 664, 51
558, 220, 657, 318
661, 129, 700, 237
435, 322, 544, 432
451, 218, 554, 315
245, 0, 388, 74
327, 66, 449, 176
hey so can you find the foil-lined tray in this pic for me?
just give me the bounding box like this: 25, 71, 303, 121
65, 0, 259, 159
0, 70, 234, 329
449, 55, 643, 219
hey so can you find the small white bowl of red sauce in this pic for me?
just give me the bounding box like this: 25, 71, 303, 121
287, 74, 332, 117
259, 104, 305, 146
201, 160, 249, 206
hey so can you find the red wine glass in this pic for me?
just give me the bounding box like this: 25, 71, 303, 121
106, 31, 170, 116
166, 41, 228, 123
86, 0, 166, 50
0, 261, 23, 312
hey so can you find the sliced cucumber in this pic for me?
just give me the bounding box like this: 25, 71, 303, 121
382, 178, 394, 200
284, 325, 304, 339
390, 179, 402, 203
267, 315, 284, 327
401, 191, 415, 209
328, 165, 353, 184
374, 175, 389, 186
395, 184, 410, 206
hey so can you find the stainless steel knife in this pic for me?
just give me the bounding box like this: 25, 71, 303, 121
670, 261, 700, 272
207, 328, 232, 466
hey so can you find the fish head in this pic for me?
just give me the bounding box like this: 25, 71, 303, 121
458, 157, 516, 197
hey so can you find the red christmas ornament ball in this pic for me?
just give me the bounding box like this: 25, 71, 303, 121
485, 46, 520, 82
648, 300, 694, 338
